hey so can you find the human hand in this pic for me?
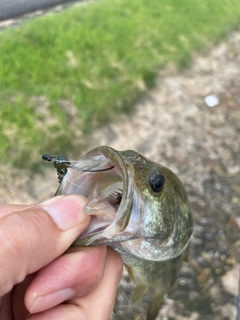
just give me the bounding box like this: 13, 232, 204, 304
0, 195, 123, 320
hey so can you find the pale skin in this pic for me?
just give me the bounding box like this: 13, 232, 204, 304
0, 195, 123, 320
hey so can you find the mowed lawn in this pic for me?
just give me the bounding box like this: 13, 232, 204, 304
1, 0, 240, 167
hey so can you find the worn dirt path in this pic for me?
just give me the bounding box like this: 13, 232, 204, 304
1, 29, 240, 320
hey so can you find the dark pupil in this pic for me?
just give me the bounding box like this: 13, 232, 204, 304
149, 171, 164, 192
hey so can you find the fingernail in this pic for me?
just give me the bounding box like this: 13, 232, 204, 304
41, 195, 88, 230
30, 288, 74, 313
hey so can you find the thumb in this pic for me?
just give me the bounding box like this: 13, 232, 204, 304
0, 195, 90, 297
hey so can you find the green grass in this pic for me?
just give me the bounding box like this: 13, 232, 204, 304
1, 0, 240, 168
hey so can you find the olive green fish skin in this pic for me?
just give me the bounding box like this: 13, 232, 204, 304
121, 150, 192, 244
54, 146, 193, 319
116, 246, 182, 289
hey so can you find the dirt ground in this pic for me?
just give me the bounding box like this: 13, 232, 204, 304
1, 28, 240, 319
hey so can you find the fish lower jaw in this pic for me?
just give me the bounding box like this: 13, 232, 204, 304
115, 237, 190, 262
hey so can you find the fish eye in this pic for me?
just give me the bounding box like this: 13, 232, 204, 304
149, 169, 164, 192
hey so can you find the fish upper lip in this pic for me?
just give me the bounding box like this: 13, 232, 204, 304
94, 147, 135, 236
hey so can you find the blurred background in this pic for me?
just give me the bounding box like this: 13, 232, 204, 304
0, 0, 239, 319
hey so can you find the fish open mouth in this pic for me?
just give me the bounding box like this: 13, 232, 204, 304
80, 168, 124, 235
57, 147, 133, 242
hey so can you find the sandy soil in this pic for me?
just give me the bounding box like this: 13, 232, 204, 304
0, 29, 240, 320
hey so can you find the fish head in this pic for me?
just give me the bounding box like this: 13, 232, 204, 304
56, 146, 193, 262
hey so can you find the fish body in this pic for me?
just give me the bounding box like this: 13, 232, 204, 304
45, 146, 193, 319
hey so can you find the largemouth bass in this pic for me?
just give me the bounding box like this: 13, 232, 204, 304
43, 146, 193, 319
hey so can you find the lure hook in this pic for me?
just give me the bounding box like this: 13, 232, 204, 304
42, 153, 115, 184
